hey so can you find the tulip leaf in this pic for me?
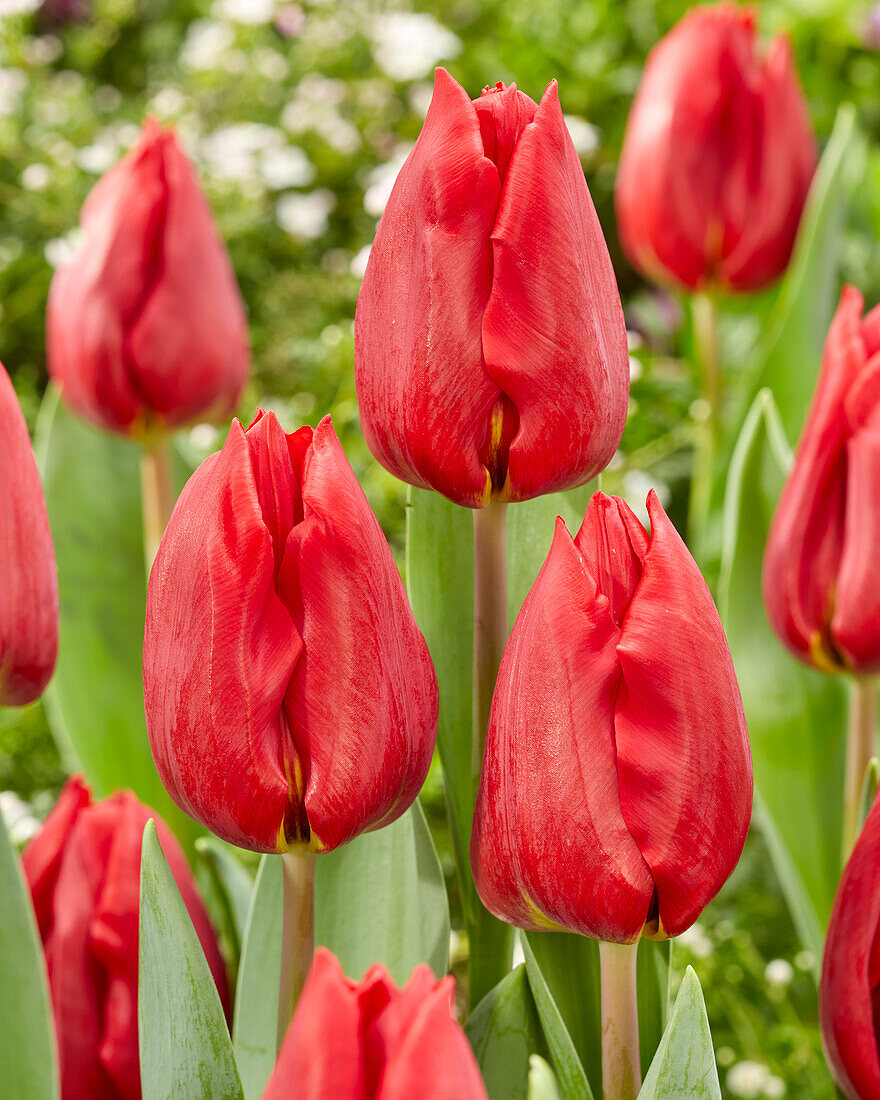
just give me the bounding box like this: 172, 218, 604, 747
35, 388, 200, 853
314, 799, 449, 985
719, 389, 847, 966
638, 967, 720, 1100
466, 964, 548, 1100
527, 1056, 563, 1100
196, 836, 256, 971
139, 820, 243, 1100
859, 759, 880, 833
0, 810, 58, 1100
233, 855, 283, 1100
637, 940, 671, 1078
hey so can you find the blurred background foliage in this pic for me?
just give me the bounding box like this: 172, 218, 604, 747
0, 0, 878, 1094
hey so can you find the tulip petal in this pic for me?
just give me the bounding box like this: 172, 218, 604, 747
614, 493, 752, 937
482, 80, 629, 502
278, 417, 438, 852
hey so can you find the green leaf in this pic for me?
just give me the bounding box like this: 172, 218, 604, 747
638, 968, 720, 1100
314, 800, 449, 984
139, 820, 243, 1100
233, 856, 284, 1100
859, 758, 880, 832
637, 940, 671, 1079
35, 388, 199, 851
527, 1056, 563, 1100
522, 935, 595, 1100
0, 810, 58, 1100
718, 390, 846, 965
466, 965, 547, 1100
196, 837, 255, 968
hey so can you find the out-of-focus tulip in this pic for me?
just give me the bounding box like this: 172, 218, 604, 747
0, 362, 58, 706
262, 947, 488, 1100
355, 68, 629, 509
820, 794, 880, 1099
21, 775, 229, 1100
143, 412, 438, 854
615, 3, 816, 293
471, 491, 752, 943
47, 119, 249, 437
763, 287, 880, 674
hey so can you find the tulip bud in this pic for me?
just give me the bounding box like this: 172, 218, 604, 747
0, 362, 58, 706
355, 68, 629, 509
615, 3, 816, 293
763, 287, 880, 674
471, 491, 752, 943
820, 795, 880, 1099
143, 412, 438, 854
47, 119, 249, 437
22, 775, 229, 1100
263, 947, 488, 1100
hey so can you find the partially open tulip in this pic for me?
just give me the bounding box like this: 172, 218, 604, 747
262, 948, 488, 1100
47, 119, 249, 436
355, 68, 629, 509
471, 491, 752, 943
22, 775, 229, 1100
763, 287, 880, 673
615, 3, 816, 293
820, 794, 880, 1099
0, 362, 58, 705
144, 412, 438, 853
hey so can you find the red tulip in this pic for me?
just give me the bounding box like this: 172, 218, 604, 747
820, 794, 880, 1099
143, 412, 438, 854
355, 68, 629, 509
21, 775, 229, 1100
47, 119, 249, 436
615, 3, 816, 293
0, 362, 58, 705
471, 491, 752, 943
262, 947, 488, 1100
763, 287, 880, 673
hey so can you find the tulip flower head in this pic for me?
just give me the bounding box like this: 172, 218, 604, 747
820, 794, 880, 1100
472, 491, 752, 943
47, 119, 249, 437
763, 287, 880, 674
22, 775, 229, 1100
262, 948, 488, 1100
0, 362, 58, 706
615, 3, 816, 293
355, 68, 629, 508
144, 412, 438, 854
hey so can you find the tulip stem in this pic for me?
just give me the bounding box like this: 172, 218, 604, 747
277, 849, 315, 1047
140, 437, 175, 576
689, 292, 722, 555
599, 941, 641, 1100
842, 678, 877, 863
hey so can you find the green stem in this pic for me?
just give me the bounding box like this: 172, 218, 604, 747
842, 678, 877, 863
277, 849, 315, 1047
599, 941, 641, 1100
139, 437, 175, 578
689, 293, 722, 554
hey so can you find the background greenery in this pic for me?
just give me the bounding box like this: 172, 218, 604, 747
1, 0, 877, 1094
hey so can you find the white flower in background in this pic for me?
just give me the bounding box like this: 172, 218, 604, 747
276, 189, 336, 239
213, 0, 276, 23
21, 163, 50, 191
115, 122, 142, 149
726, 1062, 772, 1099
282, 75, 360, 155
76, 134, 119, 174
564, 114, 600, 158
149, 86, 186, 118
21, 35, 63, 66
363, 144, 412, 217
0, 791, 41, 845
764, 1077, 786, 1099
95, 84, 122, 112
44, 228, 83, 269
180, 19, 235, 71
255, 48, 290, 81
0, 69, 27, 117
371, 12, 461, 81
764, 959, 794, 987
350, 243, 371, 279
676, 921, 713, 959
408, 81, 434, 117
200, 122, 284, 182
621, 469, 671, 526
0, 0, 40, 15
260, 145, 315, 189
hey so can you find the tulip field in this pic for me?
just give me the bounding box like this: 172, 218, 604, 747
3, 1, 880, 1099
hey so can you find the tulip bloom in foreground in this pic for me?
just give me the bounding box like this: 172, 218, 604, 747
22, 775, 229, 1100
763, 287, 880, 673
144, 412, 437, 853
616, 3, 816, 293
472, 491, 752, 942
0, 362, 58, 705
820, 795, 880, 1099
355, 68, 629, 508
47, 119, 248, 436
262, 948, 488, 1100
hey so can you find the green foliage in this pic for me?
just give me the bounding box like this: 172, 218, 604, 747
466, 965, 548, 1100
639, 968, 720, 1099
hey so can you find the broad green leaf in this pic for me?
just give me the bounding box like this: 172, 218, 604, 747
638, 968, 720, 1100
637, 940, 671, 1079
718, 390, 846, 964
233, 856, 284, 1100
466, 965, 547, 1100
0, 810, 58, 1100
35, 388, 199, 851
196, 836, 256, 968
314, 800, 449, 984
139, 820, 243, 1100
527, 1056, 562, 1100
522, 935, 595, 1100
